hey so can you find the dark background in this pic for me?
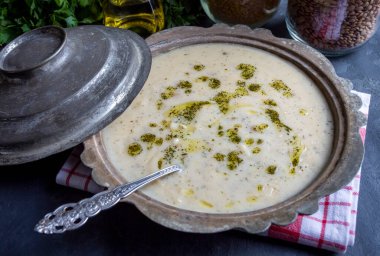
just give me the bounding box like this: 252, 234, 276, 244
1, 1, 379, 255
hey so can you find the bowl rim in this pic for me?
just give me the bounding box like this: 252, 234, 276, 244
82, 24, 366, 234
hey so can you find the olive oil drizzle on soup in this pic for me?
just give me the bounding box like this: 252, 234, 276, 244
102, 43, 334, 213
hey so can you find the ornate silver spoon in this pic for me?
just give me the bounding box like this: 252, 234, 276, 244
35, 165, 182, 234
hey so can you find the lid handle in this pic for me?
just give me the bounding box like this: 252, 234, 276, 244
0, 26, 66, 74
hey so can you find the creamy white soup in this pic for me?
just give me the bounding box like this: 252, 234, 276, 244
102, 43, 334, 213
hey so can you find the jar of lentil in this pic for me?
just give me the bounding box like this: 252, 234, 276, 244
200, 0, 281, 28
286, 0, 380, 56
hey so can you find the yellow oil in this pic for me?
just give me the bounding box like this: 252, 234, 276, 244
103, 0, 164, 37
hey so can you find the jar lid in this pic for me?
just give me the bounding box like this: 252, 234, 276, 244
0, 25, 152, 165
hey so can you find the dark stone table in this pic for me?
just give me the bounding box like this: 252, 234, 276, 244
1, 2, 379, 255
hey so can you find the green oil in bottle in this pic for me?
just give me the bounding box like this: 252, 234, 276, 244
103, 0, 164, 37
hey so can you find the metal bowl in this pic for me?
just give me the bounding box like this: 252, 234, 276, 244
81, 24, 366, 233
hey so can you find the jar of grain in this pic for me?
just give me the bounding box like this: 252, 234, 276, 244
286, 0, 380, 56
200, 0, 281, 28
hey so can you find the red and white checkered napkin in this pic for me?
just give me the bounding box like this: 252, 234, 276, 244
56, 90, 370, 253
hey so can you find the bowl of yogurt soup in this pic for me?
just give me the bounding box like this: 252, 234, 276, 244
82, 24, 365, 233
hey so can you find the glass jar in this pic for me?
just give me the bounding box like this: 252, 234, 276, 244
200, 0, 281, 28
103, 0, 164, 37
286, 0, 380, 56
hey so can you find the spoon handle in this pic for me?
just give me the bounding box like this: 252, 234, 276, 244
35, 165, 182, 234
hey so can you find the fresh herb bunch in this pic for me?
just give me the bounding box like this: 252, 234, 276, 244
0, 0, 103, 45
0, 0, 204, 46
163, 0, 205, 28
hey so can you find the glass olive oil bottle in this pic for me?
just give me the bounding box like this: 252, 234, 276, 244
103, 0, 164, 37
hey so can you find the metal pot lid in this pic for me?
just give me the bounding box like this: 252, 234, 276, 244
0, 25, 152, 165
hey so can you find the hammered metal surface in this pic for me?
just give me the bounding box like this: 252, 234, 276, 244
0, 25, 152, 165
82, 24, 365, 234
